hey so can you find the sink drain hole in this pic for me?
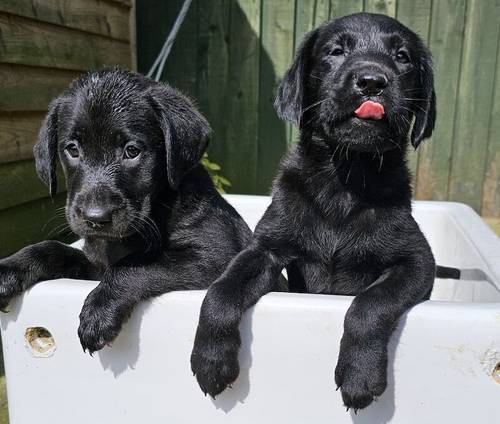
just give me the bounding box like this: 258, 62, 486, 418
25, 327, 56, 358
493, 363, 500, 384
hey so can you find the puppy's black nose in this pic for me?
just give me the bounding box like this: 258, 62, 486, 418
355, 72, 388, 95
82, 206, 113, 228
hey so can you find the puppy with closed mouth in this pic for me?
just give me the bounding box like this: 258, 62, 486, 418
191, 13, 458, 410
0, 67, 251, 354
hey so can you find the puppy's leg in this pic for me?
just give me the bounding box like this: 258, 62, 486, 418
78, 260, 197, 353
191, 243, 286, 397
335, 257, 434, 410
0, 241, 94, 310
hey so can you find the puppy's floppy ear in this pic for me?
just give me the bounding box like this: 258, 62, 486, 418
274, 27, 319, 126
34, 99, 60, 198
150, 85, 211, 189
411, 49, 436, 148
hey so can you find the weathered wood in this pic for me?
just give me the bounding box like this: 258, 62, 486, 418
129, 0, 137, 70
221, 0, 261, 194
0, 159, 65, 211
0, 112, 45, 164
363, 0, 397, 16
448, 0, 500, 210
295, 0, 315, 43
0, 193, 71, 257
481, 23, 500, 217
257, 0, 295, 194
0, 64, 80, 112
103, 0, 131, 7
329, 0, 363, 17
136, 0, 171, 73
0, 13, 130, 71
160, 1, 198, 94
314, 0, 330, 26
195, 0, 232, 182
416, 0, 466, 201
0, 0, 130, 41
133, 0, 500, 216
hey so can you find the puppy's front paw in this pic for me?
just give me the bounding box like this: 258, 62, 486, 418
190, 326, 241, 398
335, 344, 387, 411
78, 287, 124, 355
0, 263, 28, 311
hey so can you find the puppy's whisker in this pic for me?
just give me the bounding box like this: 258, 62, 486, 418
309, 74, 324, 81
132, 213, 162, 246
378, 153, 384, 172
402, 98, 427, 102
386, 138, 403, 151
301, 98, 329, 114
345, 160, 353, 183
397, 113, 411, 127
128, 221, 151, 250
47, 223, 72, 238
400, 103, 426, 114
42, 211, 67, 231
395, 68, 414, 79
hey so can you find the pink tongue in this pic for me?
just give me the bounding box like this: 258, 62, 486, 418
354, 101, 385, 120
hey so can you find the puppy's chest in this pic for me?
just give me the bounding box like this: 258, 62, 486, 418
304, 205, 388, 261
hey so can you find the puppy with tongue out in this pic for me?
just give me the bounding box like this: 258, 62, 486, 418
191, 13, 445, 414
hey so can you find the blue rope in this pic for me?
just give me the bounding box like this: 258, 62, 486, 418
147, 0, 193, 81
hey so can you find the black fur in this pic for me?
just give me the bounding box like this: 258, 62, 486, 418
0, 68, 251, 354
191, 13, 441, 410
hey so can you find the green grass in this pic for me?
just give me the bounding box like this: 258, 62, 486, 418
0, 376, 8, 424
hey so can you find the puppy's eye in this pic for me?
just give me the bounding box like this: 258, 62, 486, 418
124, 144, 141, 160
330, 47, 344, 56
395, 50, 410, 64
65, 143, 80, 158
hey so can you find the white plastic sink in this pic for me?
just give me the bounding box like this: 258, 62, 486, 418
1, 195, 499, 423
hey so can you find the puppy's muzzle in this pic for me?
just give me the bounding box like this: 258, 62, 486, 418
73, 185, 124, 230
78, 206, 114, 228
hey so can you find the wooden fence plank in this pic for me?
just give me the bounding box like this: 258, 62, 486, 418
0, 112, 45, 164
103, 0, 131, 7
481, 17, 500, 217
0, 0, 130, 41
0, 159, 65, 211
221, 0, 261, 194
135, 0, 171, 74
363, 0, 396, 16
416, 0, 466, 201
257, 0, 295, 194
395, 0, 432, 41
195, 1, 232, 182
314, 0, 330, 26
448, 0, 500, 210
295, 0, 315, 41
160, 1, 198, 94
0, 64, 80, 112
329, 0, 363, 18
0, 193, 71, 257
133, 0, 500, 216
0, 13, 130, 71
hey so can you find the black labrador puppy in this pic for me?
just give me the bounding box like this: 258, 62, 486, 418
0, 68, 251, 354
191, 13, 458, 410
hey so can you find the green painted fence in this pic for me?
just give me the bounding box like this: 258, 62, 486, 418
137, 0, 500, 217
